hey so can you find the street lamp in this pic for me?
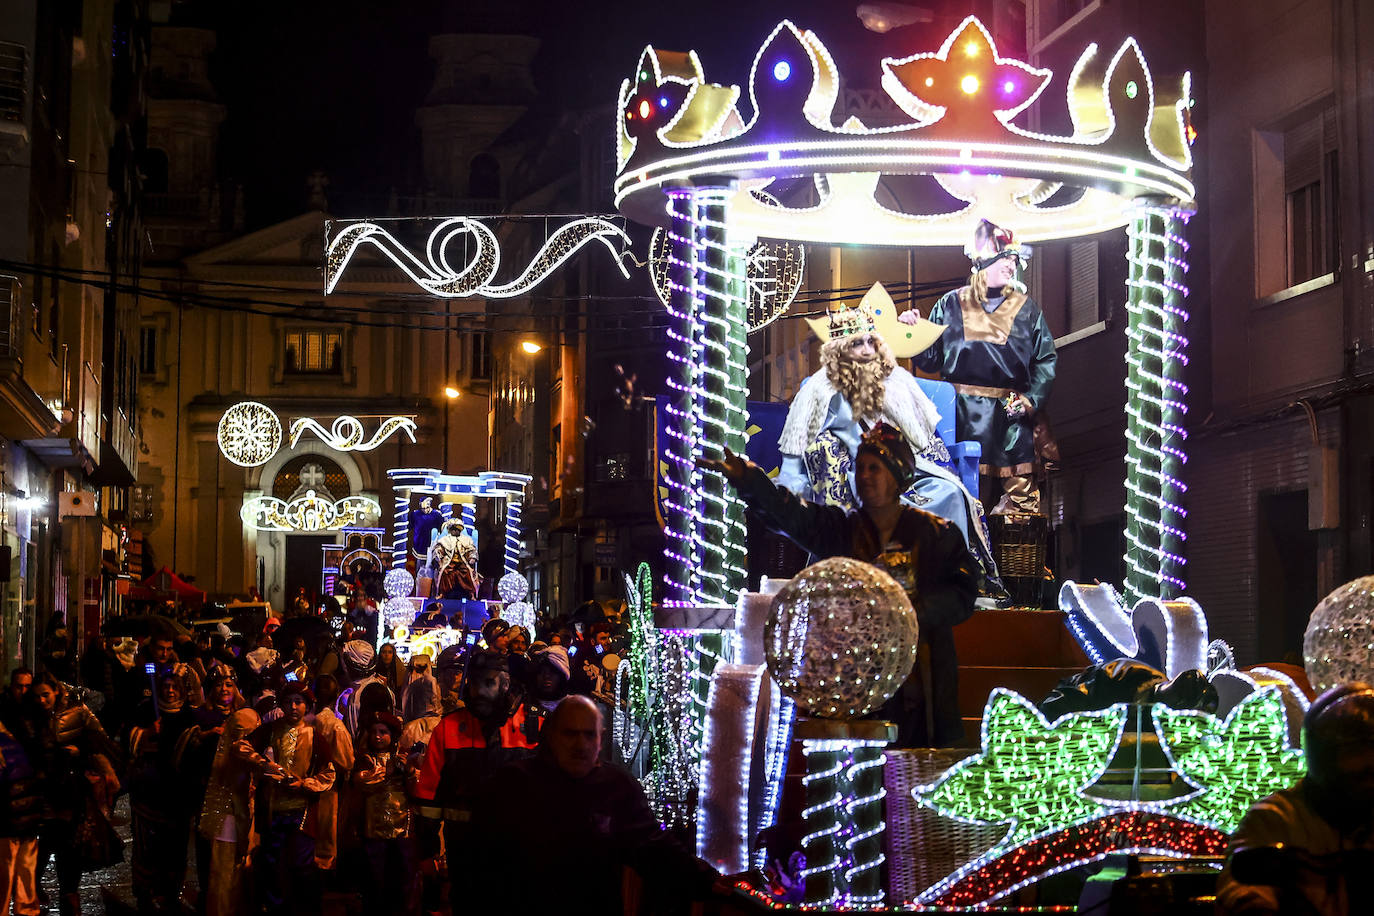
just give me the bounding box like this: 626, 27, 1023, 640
444, 384, 461, 399
520, 340, 543, 355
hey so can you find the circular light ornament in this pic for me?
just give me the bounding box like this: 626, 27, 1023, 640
383, 597, 416, 628
772, 59, 791, 81
217, 401, 282, 468
1304, 576, 1374, 692
648, 190, 805, 333
1125, 80, 1139, 99
638, 99, 651, 119
505, 600, 535, 633
960, 74, 979, 94
764, 557, 919, 719
384, 568, 416, 599
498, 571, 530, 604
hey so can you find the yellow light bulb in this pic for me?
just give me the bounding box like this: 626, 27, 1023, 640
924, 77, 934, 87
965, 41, 979, 57
961, 75, 979, 95
520, 340, 543, 355
444, 386, 461, 399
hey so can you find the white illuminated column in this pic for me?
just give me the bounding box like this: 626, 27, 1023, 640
661, 184, 749, 608
1124, 204, 1192, 603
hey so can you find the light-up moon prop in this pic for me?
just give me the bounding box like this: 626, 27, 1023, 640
1304, 576, 1374, 692
648, 197, 806, 332
764, 557, 918, 718
614, 17, 1194, 246
217, 401, 282, 467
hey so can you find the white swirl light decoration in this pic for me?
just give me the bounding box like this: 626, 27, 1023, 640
1304, 576, 1374, 692
217, 401, 282, 468
288, 415, 418, 452
505, 600, 535, 633
384, 568, 416, 599
325, 216, 634, 299
240, 491, 381, 532
497, 572, 529, 604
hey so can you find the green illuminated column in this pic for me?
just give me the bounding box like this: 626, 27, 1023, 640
1123, 204, 1192, 603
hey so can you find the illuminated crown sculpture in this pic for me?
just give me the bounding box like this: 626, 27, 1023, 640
614, 16, 1194, 246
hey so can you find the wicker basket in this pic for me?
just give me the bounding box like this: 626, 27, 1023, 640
884, 748, 1007, 905
990, 513, 1048, 579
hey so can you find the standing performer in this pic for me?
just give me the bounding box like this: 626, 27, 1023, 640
909, 220, 1057, 514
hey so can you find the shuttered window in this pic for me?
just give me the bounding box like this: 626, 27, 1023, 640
1067, 240, 1099, 331
1284, 107, 1338, 286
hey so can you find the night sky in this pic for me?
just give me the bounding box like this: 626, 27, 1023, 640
193, 0, 979, 227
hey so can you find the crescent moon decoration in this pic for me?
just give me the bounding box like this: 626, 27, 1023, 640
648, 192, 806, 333
324, 216, 635, 298
240, 491, 381, 532
288, 415, 418, 452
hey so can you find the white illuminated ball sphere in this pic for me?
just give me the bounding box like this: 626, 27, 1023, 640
764, 557, 919, 719
383, 597, 415, 628
498, 572, 529, 604
505, 600, 535, 633
1304, 576, 1374, 691
383, 568, 415, 599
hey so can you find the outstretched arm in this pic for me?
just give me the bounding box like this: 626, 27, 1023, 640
698, 450, 851, 559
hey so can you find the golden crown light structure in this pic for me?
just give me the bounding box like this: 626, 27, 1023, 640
614, 17, 1198, 907
620, 16, 1195, 615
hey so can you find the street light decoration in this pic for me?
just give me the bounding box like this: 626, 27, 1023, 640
288, 415, 418, 452
217, 401, 283, 468
241, 492, 381, 532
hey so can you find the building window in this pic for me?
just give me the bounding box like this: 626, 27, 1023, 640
1066, 239, 1099, 331
468, 332, 490, 381
1255, 103, 1339, 297
131, 484, 154, 523
138, 324, 158, 375
0, 41, 25, 124
283, 328, 343, 374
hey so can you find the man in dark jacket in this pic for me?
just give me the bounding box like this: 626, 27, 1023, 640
412, 649, 538, 916
701, 422, 978, 747
472, 696, 720, 913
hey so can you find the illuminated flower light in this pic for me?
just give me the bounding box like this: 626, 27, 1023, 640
383, 568, 415, 598
217, 401, 282, 468
288, 415, 417, 452
1303, 575, 1374, 691
910, 687, 1304, 907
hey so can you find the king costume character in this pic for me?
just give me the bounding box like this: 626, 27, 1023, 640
777, 282, 999, 586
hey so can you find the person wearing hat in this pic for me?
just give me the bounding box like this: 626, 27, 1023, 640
701, 423, 978, 748
778, 280, 999, 589
1217, 682, 1374, 916
235, 677, 334, 915
907, 219, 1058, 515
412, 649, 539, 916
480, 618, 511, 654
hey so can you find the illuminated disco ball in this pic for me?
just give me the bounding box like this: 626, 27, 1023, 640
498, 572, 529, 604
383, 597, 415, 628
1304, 576, 1374, 691
764, 556, 919, 719
505, 600, 535, 632
383, 568, 415, 598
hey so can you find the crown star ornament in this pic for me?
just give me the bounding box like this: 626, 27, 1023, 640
613, 16, 1195, 247
804, 282, 944, 358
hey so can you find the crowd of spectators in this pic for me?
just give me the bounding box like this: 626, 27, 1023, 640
0, 593, 719, 916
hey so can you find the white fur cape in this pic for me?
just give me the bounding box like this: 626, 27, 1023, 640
778, 367, 942, 457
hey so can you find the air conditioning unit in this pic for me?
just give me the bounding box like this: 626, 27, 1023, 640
58, 491, 97, 517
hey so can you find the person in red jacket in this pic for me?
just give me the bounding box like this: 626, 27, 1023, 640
412, 649, 538, 916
